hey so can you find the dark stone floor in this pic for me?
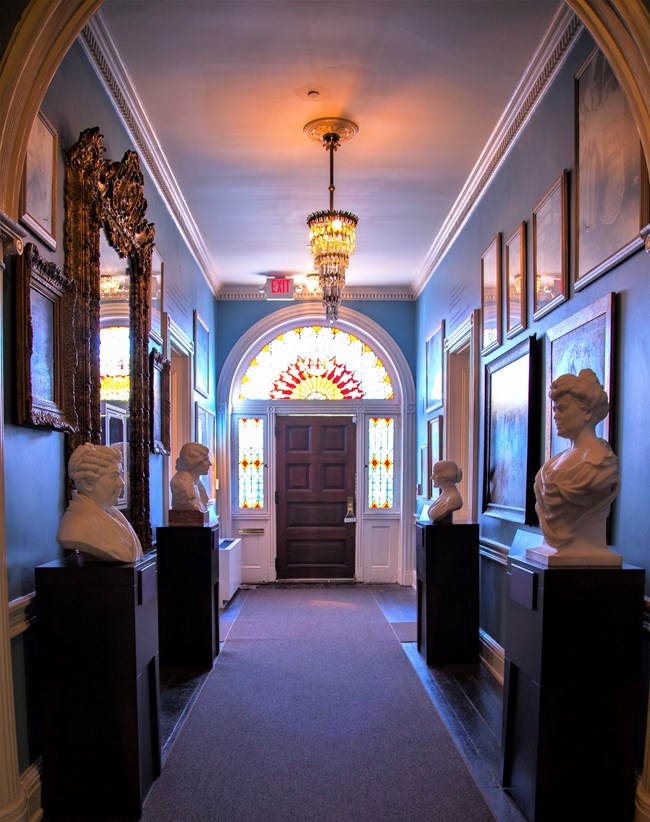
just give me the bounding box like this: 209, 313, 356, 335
158, 583, 525, 821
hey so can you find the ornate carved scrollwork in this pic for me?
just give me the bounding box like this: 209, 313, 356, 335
64, 127, 155, 549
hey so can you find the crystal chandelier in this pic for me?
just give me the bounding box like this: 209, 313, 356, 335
305, 118, 359, 324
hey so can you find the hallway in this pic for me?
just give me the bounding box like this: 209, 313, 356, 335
158, 585, 525, 821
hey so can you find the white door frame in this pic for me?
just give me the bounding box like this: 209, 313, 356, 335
444, 310, 480, 522
216, 304, 416, 586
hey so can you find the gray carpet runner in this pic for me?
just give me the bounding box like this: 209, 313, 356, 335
143, 587, 494, 821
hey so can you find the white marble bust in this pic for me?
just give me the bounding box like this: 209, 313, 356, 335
427, 460, 463, 523
527, 369, 621, 566
170, 442, 211, 512
56, 443, 143, 563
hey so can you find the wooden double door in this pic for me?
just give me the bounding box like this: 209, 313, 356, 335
276, 416, 356, 579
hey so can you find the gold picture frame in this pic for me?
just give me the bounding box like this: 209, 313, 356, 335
481, 233, 502, 356
20, 110, 58, 250
533, 171, 568, 321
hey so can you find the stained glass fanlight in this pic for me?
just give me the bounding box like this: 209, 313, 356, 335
239, 326, 393, 401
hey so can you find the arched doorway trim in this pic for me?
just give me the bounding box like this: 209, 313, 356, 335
216, 303, 416, 587
0, 0, 102, 217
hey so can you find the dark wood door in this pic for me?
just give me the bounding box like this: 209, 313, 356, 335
276, 416, 356, 579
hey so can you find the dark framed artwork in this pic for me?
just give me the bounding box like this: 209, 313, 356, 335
506, 222, 527, 338
427, 414, 443, 498
150, 246, 164, 343
419, 445, 427, 497
102, 402, 128, 508
575, 48, 649, 290
425, 321, 444, 411
149, 348, 171, 455
481, 233, 502, 356
483, 336, 537, 523
195, 402, 217, 502
194, 310, 210, 398
545, 292, 614, 459
16, 243, 76, 431
20, 110, 57, 250
533, 171, 568, 321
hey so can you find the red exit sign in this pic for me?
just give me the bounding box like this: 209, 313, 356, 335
264, 277, 295, 300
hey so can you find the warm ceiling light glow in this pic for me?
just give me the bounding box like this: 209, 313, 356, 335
305, 118, 359, 325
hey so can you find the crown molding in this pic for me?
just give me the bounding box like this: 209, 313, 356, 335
413, 6, 582, 297
80, 12, 220, 295
217, 284, 415, 301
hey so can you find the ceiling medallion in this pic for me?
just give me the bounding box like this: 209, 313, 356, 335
305, 117, 359, 325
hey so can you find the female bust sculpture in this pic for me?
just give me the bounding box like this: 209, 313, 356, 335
170, 442, 211, 512
527, 368, 621, 566
427, 460, 463, 523
56, 443, 143, 562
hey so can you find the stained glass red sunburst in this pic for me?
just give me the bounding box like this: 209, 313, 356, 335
239, 326, 393, 400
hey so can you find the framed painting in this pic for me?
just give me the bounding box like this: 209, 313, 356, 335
16, 243, 76, 431
575, 48, 649, 289
425, 321, 444, 411
150, 246, 164, 343
102, 402, 128, 508
149, 348, 171, 455
427, 415, 443, 498
533, 171, 568, 321
419, 445, 428, 497
20, 110, 57, 250
193, 310, 209, 398
506, 222, 527, 338
483, 336, 537, 523
481, 233, 502, 356
195, 402, 217, 502
545, 293, 614, 459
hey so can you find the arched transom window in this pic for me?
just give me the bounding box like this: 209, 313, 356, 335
239, 326, 394, 400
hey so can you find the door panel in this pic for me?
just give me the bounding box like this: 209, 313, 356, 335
276, 416, 356, 579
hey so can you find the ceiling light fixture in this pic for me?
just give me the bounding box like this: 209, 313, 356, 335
305, 117, 359, 324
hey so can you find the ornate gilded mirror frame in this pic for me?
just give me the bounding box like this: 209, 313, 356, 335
64, 127, 154, 548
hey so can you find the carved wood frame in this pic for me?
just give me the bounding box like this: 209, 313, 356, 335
64, 127, 155, 548
16, 242, 76, 431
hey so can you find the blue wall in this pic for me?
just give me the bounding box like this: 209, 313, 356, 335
5, 40, 217, 772
416, 27, 650, 659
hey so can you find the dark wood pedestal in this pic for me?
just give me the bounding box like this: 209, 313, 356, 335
156, 524, 220, 669
415, 521, 479, 664
501, 557, 644, 822
36, 553, 161, 821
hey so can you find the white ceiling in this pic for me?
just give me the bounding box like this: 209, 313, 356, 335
97, 0, 562, 292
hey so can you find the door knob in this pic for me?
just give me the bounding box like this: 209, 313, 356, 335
344, 496, 356, 524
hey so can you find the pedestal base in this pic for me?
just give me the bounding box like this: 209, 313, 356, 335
526, 542, 623, 567
36, 554, 161, 821
156, 524, 220, 669
415, 522, 479, 664
501, 557, 644, 821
